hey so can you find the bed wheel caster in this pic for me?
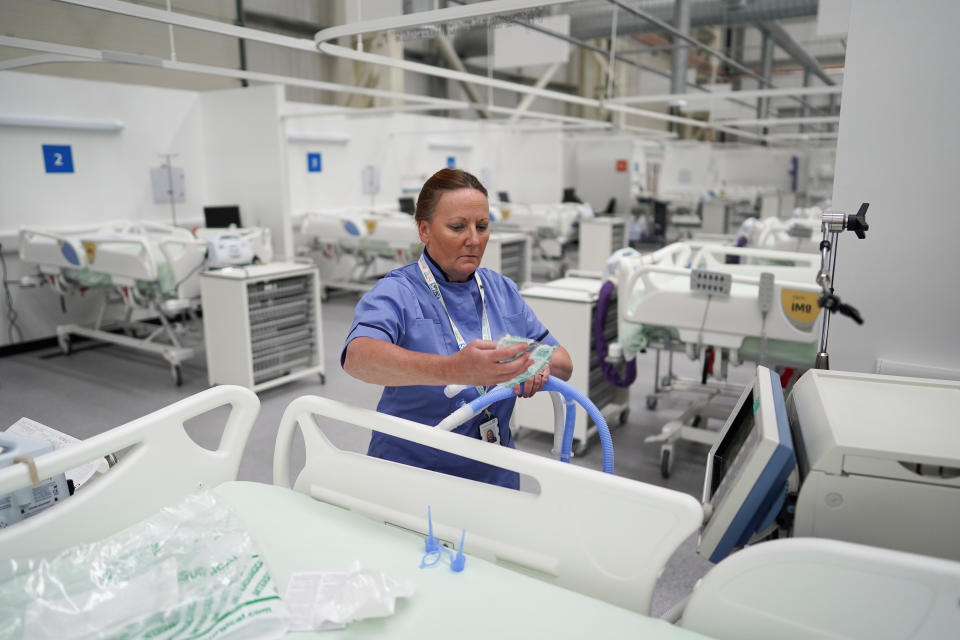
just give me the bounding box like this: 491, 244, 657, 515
573, 440, 590, 458
618, 408, 630, 426
171, 364, 183, 386
646, 395, 658, 410
58, 335, 71, 355
660, 448, 672, 478
318, 373, 326, 384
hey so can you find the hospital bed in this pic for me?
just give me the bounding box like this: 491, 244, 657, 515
294, 208, 423, 297
611, 241, 822, 475
19, 221, 209, 385
494, 201, 594, 278
735, 214, 822, 254
2, 384, 957, 639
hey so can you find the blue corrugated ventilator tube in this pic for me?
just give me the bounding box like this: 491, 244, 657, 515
594, 280, 637, 388
437, 379, 614, 474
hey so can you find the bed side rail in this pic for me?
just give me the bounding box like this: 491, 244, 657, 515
0, 385, 259, 561
273, 395, 703, 616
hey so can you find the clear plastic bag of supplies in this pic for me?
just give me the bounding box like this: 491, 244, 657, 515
497, 335, 555, 388
0, 491, 289, 640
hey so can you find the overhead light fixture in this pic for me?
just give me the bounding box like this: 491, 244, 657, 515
0, 114, 124, 131
286, 132, 351, 144
426, 139, 473, 151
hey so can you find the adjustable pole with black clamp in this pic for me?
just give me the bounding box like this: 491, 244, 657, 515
815, 202, 870, 370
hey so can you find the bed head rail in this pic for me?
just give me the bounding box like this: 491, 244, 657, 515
273, 395, 703, 615
18, 227, 90, 271
0, 385, 259, 563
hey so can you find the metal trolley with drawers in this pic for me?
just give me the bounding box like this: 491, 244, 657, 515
200, 262, 325, 391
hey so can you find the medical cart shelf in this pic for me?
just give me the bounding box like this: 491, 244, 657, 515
200, 261, 325, 391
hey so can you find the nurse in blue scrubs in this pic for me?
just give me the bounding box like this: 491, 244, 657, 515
342, 168, 573, 489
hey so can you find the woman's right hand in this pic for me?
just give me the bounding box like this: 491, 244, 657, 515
451, 339, 532, 386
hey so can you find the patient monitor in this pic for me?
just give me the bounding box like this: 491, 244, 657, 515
701, 366, 960, 563
699, 366, 796, 563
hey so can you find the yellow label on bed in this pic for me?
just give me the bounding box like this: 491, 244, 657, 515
500, 207, 511, 220
82, 240, 97, 262
781, 290, 820, 325
364, 219, 378, 234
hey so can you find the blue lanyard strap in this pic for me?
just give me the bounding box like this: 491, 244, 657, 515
418, 252, 491, 398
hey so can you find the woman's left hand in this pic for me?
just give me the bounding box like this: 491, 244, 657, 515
514, 364, 549, 398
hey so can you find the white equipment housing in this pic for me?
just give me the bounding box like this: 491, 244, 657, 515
788, 369, 960, 561
516, 276, 629, 452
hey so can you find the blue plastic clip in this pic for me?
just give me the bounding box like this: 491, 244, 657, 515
424, 505, 439, 553
450, 528, 467, 572
420, 506, 468, 573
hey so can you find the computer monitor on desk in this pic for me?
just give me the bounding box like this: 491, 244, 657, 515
398, 197, 416, 215
204, 205, 242, 228
699, 365, 796, 563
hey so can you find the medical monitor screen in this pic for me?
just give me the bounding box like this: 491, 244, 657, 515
398, 197, 416, 215
204, 205, 242, 228
710, 390, 755, 497
498, 191, 510, 203
698, 366, 796, 564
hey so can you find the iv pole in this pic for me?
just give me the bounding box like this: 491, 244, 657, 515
159, 153, 179, 226
814, 202, 870, 369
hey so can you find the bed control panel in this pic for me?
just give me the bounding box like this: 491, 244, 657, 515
690, 269, 732, 296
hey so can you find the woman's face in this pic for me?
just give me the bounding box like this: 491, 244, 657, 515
418, 188, 490, 282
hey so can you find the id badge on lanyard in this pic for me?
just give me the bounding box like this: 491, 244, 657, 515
418, 253, 497, 427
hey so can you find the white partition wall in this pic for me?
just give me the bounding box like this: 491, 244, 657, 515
201, 85, 290, 258
285, 110, 564, 212
0, 72, 290, 345
0, 72, 207, 235
828, 0, 960, 378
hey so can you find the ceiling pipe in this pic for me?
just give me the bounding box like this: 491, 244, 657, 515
0, 35, 470, 111
670, 0, 691, 96
434, 35, 490, 119
607, 84, 842, 105
443, 0, 726, 100
758, 20, 836, 86
453, 0, 820, 57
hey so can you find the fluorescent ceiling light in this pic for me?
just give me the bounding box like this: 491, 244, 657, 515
286, 131, 351, 144
0, 114, 124, 131
426, 139, 473, 151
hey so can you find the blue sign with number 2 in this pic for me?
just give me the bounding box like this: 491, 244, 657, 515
307, 152, 322, 172
43, 145, 74, 173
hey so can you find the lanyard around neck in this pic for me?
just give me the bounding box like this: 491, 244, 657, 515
418, 252, 491, 397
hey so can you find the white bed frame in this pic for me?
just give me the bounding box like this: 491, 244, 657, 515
19, 221, 208, 384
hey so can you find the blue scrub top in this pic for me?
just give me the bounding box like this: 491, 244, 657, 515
341, 250, 559, 489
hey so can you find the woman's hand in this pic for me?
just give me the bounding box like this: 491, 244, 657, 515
452, 339, 533, 386
514, 363, 549, 398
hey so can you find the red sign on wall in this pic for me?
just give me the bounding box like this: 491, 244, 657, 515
615, 159, 628, 172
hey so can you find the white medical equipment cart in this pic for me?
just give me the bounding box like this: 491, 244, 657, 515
200, 261, 325, 391
577, 216, 627, 275
515, 277, 629, 454
482, 232, 532, 286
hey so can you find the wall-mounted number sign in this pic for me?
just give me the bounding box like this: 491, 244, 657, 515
43, 144, 74, 173
308, 152, 322, 172
446, 156, 456, 169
